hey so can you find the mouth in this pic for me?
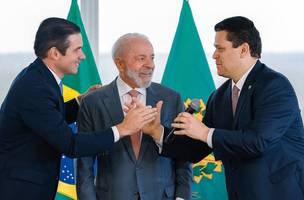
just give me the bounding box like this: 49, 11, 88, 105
140, 72, 153, 78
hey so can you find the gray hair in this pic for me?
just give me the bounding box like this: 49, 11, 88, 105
111, 33, 150, 60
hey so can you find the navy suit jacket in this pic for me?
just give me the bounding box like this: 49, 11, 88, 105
162, 61, 304, 200
76, 80, 192, 200
0, 58, 115, 200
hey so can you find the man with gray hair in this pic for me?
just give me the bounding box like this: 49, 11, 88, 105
76, 33, 192, 200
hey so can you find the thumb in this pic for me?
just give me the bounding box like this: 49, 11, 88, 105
156, 101, 163, 113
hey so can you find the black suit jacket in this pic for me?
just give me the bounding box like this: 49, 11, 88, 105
162, 61, 304, 200
0, 58, 115, 200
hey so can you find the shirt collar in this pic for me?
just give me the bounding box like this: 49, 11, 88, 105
46, 65, 61, 85
231, 61, 256, 91
116, 76, 146, 97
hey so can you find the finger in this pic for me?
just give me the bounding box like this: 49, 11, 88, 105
123, 105, 130, 113
140, 107, 157, 118
180, 112, 192, 117
171, 122, 186, 129
173, 130, 186, 135
173, 115, 188, 123
124, 102, 133, 110
141, 115, 156, 126
156, 101, 163, 113
142, 111, 157, 121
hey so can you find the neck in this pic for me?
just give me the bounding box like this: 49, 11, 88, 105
42, 58, 64, 79
232, 58, 257, 83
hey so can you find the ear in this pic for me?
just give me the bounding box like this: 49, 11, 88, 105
114, 57, 125, 73
47, 47, 61, 60
240, 43, 250, 58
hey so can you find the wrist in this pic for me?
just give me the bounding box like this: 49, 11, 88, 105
116, 123, 128, 138
151, 125, 163, 141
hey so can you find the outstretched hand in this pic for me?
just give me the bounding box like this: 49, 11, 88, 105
172, 112, 209, 142
77, 84, 103, 103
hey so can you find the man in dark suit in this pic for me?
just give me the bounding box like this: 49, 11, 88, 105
146, 16, 304, 200
76, 33, 192, 200
0, 18, 157, 200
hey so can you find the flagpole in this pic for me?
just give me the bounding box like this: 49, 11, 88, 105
81, 0, 99, 67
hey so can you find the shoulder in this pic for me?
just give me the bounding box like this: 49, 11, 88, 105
255, 63, 294, 91
149, 82, 180, 97
81, 82, 116, 104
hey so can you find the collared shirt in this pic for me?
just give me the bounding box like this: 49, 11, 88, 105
112, 76, 146, 142
46, 65, 61, 85
207, 62, 256, 148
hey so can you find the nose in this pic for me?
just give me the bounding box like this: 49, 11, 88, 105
212, 50, 218, 60
80, 49, 86, 60
145, 58, 155, 69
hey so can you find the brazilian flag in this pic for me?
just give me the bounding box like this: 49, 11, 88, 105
55, 0, 101, 199
161, 1, 228, 199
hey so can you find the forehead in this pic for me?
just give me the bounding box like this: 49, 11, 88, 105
214, 31, 231, 46
67, 33, 83, 47
126, 38, 154, 55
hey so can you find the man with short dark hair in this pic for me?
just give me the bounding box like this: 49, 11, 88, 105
146, 16, 304, 200
0, 18, 157, 200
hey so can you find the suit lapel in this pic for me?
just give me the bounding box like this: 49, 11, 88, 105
102, 80, 124, 125
233, 61, 261, 126
103, 79, 140, 162
35, 58, 64, 114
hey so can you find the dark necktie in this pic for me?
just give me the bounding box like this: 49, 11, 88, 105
232, 85, 240, 116
128, 89, 141, 159
59, 81, 63, 95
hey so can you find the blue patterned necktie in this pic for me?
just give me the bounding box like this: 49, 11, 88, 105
59, 81, 63, 95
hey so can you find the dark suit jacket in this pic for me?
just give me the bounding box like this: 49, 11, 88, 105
0, 58, 115, 200
76, 79, 192, 200
162, 61, 304, 200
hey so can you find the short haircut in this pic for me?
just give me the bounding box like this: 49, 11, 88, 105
111, 33, 150, 60
215, 16, 262, 58
34, 17, 80, 59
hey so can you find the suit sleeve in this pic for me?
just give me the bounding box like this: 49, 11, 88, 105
76, 98, 98, 200
173, 94, 193, 199
161, 93, 213, 163
20, 84, 114, 158
212, 76, 300, 160
64, 98, 79, 124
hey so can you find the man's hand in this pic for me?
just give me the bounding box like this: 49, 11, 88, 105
117, 104, 157, 138
142, 101, 164, 142
77, 84, 103, 103
172, 112, 210, 142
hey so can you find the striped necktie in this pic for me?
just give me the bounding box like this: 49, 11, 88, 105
128, 89, 141, 159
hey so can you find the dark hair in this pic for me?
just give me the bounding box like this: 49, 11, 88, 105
214, 16, 262, 58
34, 17, 80, 59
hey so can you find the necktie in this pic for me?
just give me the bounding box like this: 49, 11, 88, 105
59, 81, 63, 95
128, 89, 141, 159
232, 85, 240, 116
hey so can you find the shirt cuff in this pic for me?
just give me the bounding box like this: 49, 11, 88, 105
154, 127, 164, 154
75, 96, 80, 105
207, 128, 214, 148
111, 126, 120, 142
176, 197, 184, 200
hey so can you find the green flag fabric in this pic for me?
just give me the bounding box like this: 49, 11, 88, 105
161, 1, 228, 199
63, 0, 101, 101
55, 0, 101, 199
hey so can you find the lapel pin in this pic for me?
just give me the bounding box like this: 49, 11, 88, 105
248, 85, 252, 90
